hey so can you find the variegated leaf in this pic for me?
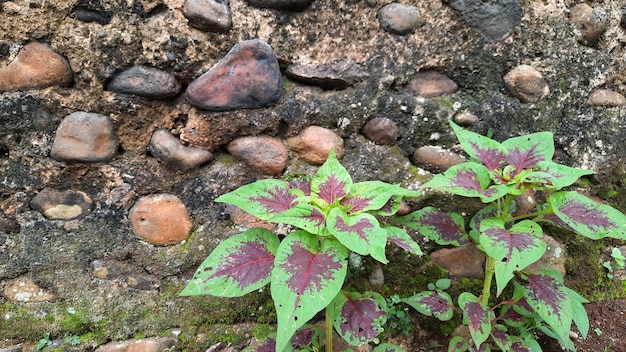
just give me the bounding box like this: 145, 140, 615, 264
328, 291, 387, 346
502, 132, 554, 175
534, 161, 595, 190
341, 181, 421, 214
450, 121, 507, 171
327, 208, 388, 263
384, 225, 423, 256
459, 292, 494, 349
423, 162, 510, 203
216, 179, 301, 220
311, 148, 352, 205
393, 207, 469, 246
403, 290, 454, 321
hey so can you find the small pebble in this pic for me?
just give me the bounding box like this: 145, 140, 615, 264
446, 0, 523, 42
430, 245, 485, 279
526, 234, 566, 277
129, 194, 193, 246
586, 88, 626, 107
229, 206, 277, 231
410, 70, 458, 98
287, 126, 344, 165
378, 3, 422, 35
72, 7, 111, 25
50, 112, 119, 162
244, 0, 313, 11
569, 4, 607, 46
454, 112, 479, 126
94, 337, 177, 352
183, 0, 232, 33
91, 260, 131, 280
286, 58, 369, 90
226, 135, 288, 175
412, 145, 466, 172
3, 278, 57, 303
0, 42, 73, 92
30, 188, 93, 220
149, 129, 214, 171
106, 65, 181, 99
362, 117, 398, 145
503, 64, 549, 103
186, 39, 283, 111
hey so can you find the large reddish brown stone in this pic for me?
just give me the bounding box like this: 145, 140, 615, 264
185, 39, 283, 111
226, 135, 288, 175
0, 42, 73, 92
412, 145, 466, 172
503, 65, 550, 103
410, 70, 457, 98
50, 112, 119, 162
287, 126, 344, 165
129, 194, 193, 246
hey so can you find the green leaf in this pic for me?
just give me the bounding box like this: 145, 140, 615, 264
450, 121, 507, 172
393, 207, 469, 246
384, 226, 423, 256
311, 148, 352, 205
566, 287, 589, 339
423, 162, 510, 203
549, 191, 626, 239
270, 202, 327, 235
342, 181, 421, 214
180, 228, 279, 297
215, 179, 300, 221
404, 290, 454, 321
534, 161, 595, 190
328, 291, 387, 346
459, 292, 493, 349
373, 343, 406, 352
479, 218, 546, 295
271, 231, 348, 352
327, 208, 388, 263
502, 131, 554, 174
447, 335, 468, 352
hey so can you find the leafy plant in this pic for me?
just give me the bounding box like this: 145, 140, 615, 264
385, 294, 414, 335
603, 247, 625, 278
392, 121, 626, 351
181, 149, 423, 351
37, 332, 53, 350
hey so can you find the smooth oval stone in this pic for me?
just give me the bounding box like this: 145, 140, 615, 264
287, 126, 344, 165
106, 65, 181, 99
50, 112, 119, 162
185, 39, 283, 111
378, 3, 422, 35
183, 0, 232, 33
362, 117, 397, 145
503, 64, 549, 103
30, 188, 93, 220
129, 194, 193, 246
244, 0, 314, 11
586, 89, 626, 107
226, 135, 288, 175
0, 42, 73, 92
410, 70, 457, 98
149, 129, 214, 171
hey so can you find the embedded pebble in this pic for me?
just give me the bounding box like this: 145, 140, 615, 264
586, 88, 626, 107
129, 194, 193, 246
183, 0, 232, 33
30, 188, 93, 220
226, 135, 288, 175
287, 126, 344, 165
430, 244, 485, 279
94, 337, 177, 352
149, 129, 214, 171
377, 3, 422, 35
454, 112, 479, 126
569, 4, 607, 46
50, 112, 119, 162
285, 58, 369, 90
186, 39, 283, 111
446, 0, 523, 42
72, 7, 112, 24
244, 0, 313, 11
362, 117, 398, 145
0, 42, 73, 92
503, 64, 549, 103
230, 206, 277, 231
512, 188, 536, 217
412, 145, 466, 172
3, 278, 57, 303
91, 260, 131, 280
410, 70, 458, 98
106, 65, 181, 99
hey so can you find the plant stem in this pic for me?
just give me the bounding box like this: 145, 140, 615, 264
482, 256, 495, 306
326, 309, 333, 352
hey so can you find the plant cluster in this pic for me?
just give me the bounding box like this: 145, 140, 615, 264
182, 121, 626, 351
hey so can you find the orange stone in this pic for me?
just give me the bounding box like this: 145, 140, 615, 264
129, 194, 193, 245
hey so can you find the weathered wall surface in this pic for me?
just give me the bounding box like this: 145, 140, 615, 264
2, 0, 626, 349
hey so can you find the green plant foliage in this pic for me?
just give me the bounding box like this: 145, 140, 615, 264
395, 121, 626, 351
182, 149, 421, 352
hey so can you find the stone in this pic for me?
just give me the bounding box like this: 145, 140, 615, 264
586, 88, 626, 107
72, 7, 112, 25
226, 135, 288, 175
3, 278, 56, 302
287, 126, 344, 165
512, 188, 535, 217
91, 260, 132, 280
454, 112, 479, 126
503, 64, 549, 103
50, 112, 119, 162
183, 0, 232, 33
186, 39, 283, 111
106, 65, 181, 99
362, 117, 397, 145
378, 3, 422, 35
409, 70, 457, 98
569, 4, 607, 46
129, 194, 193, 246
0, 42, 73, 92
430, 244, 485, 279
527, 234, 566, 277
30, 188, 93, 220
94, 337, 177, 352
230, 206, 277, 231
244, 0, 314, 11
149, 129, 213, 171
285, 58, 369, 90
412, 145, 466, 172
445, 0, 523, 42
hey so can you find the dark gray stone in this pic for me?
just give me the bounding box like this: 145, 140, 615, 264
106, 65, 181, 99
244, 0, 314, 11
286, 58, 369, 90
183, 0, 232, 33
445, 0, 523, 42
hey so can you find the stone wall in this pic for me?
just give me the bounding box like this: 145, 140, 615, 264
2, 0, 626, 350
